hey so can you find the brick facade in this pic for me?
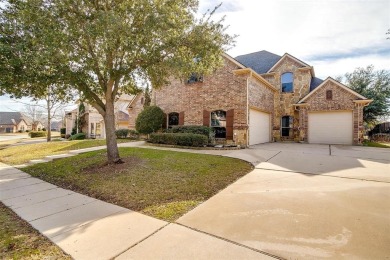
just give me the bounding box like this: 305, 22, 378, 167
296, 80, 366, 144
153, 56, 268, 145
147, 52, 370, 146
128, 94, 145, 129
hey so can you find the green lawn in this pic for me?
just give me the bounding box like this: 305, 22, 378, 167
362, 140, 390, 148
22, 148, 253, 221
0, 202, 70, 260
0, 139, 132, 165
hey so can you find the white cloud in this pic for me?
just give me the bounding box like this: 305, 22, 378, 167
199, 0, 390, 78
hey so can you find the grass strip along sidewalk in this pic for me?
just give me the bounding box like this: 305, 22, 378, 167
21, 147, 253, 221
0, 139, 131, 165
0, 202, 71, 260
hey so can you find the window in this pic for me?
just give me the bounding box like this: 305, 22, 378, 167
211, 110, 226, 138
140, 97, 144, 104
326, 90, 333, 100
281, 72, 293, 92
281, 116, 293, 137
90, 123, 94, 134
187, 73, 203, 84
168, 112, 179, 127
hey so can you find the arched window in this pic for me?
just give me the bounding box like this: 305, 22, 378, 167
281, 72, 293, 92
168, 112, 179, 127
211, 110, 226, 138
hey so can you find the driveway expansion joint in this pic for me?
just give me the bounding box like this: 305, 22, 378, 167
265, 151, 282, 162
174, 222, 285, 260
113, 222, 170, 259
255, 167, 390, 184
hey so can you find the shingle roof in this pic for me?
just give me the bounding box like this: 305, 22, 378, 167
235, 50, 282, 74
310, 77, 324, 91
0, 112, 23, 125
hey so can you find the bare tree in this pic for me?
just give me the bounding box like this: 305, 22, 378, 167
23, 102, 45, 128
12, 86, 72, 141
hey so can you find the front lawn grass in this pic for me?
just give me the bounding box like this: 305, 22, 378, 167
0, 202, 70, 260
22, 148, 253, 221
362, 140, 390, 148
0, 139, 132, 165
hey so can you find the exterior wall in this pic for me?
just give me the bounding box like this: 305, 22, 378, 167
298, 81, 364, 144
264, 57, 312, 141
128, 94, 145, 129
17, 120, 29, 132
0, 125, 16, 133
248, 77, 275, 141
153, 57, 248, 145
86, 110, 105, 138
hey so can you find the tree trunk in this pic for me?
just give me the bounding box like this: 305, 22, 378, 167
47, 96, 51, 142
104, 100, 122, 164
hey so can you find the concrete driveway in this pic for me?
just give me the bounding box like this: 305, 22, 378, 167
177, 143, 390, 259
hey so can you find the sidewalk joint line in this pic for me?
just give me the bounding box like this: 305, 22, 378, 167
110, 222, 171, 259
29, 199, 98, 222
2, 187, 58, 201
175, 222, 285, 260
12, 192, 75, 210
1, 179, 46, 191
255, 167, 390, 184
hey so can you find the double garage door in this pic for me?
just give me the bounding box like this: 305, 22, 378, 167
308, 111, 353, 145
249, 109, 270, 145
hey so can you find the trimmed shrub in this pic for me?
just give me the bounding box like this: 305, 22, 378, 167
166, 125, 211, 137
65, 134, 71, 139
69, 133, 86, 140
136, 106, 165, 135
18, 130, 23, 133
115, 128, 130, 138
149, 133, 208, 147
42, 128, 46, 131
129, 129, 140, 139
29, 131, 47, 138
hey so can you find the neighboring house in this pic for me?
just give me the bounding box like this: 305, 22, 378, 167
0, 112, 30, 133
127, 94, 145, 129
31, 121, 44, 131
65, 94, 134, 138
152, 51, 372, 145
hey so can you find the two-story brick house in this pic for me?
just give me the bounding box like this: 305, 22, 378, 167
152, 51, 372, 146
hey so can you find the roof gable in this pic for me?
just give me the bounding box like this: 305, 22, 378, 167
310, 77, 324, 91
0, 112, 23, 125
267, 53, 313, 75
235, 50, 282, 74
222, 53, 246, 69
298, 77, 368, 103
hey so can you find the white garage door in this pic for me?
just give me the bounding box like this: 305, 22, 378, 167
308, 111, 353, 145
249, 109, 270, 145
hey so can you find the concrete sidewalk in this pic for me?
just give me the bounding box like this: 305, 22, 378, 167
2, 141, 388, 259
0, 144, 275, 260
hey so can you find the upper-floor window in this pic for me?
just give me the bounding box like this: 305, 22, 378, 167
187, 73, 203, 84
281, 72, 293, 92
326, 90, 333, 100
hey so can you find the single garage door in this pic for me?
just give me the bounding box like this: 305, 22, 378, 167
308, 111, 353, 145
249, 109, 270, 145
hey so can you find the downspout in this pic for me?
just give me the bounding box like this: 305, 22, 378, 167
246, 73, 250, 147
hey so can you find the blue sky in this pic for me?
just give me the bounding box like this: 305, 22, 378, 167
1, 0, 389, 112
199, 0, 390, 79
